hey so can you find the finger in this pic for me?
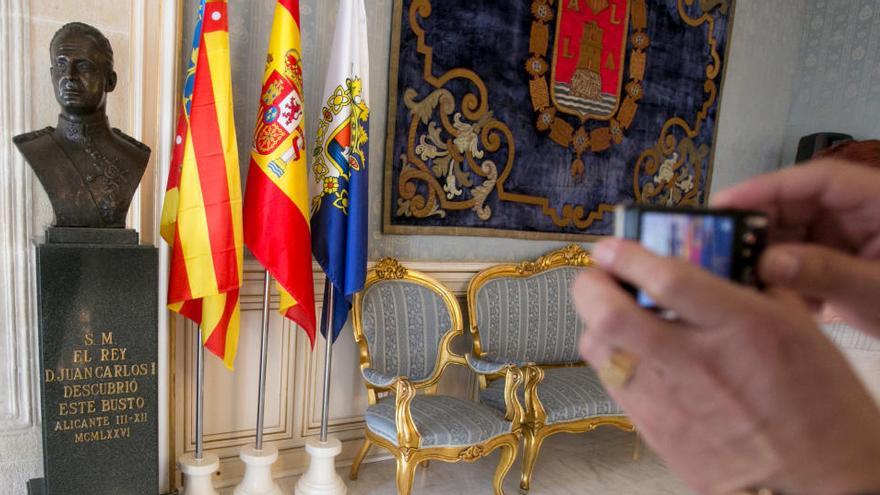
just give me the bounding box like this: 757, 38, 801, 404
711, 159, 870, 211
571, 268, 687, 364
714, 161, 880, 258
760, 244, 880, 321
591, 239, 765, 328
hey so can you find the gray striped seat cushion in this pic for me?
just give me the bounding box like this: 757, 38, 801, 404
360, 280, 452, 381
480, 367, 624, 425
365, 395, 512, 447
475, 267, 583, 364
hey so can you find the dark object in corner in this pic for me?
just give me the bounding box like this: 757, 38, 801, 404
814, 139, 880, 170
795, 132, 853, 163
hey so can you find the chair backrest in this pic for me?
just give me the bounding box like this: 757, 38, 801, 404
353, 258, 464, 388
467, 245, 591, 365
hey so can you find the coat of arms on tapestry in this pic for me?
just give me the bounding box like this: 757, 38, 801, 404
383, 0, 734, 239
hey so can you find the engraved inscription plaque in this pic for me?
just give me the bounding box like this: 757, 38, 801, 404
33, 229, 158, 495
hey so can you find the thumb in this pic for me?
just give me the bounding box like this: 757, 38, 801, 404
760, 244, 880, 326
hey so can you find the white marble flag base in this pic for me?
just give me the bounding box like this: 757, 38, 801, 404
234, 444, 283, 495
178, 452, 220, 495
294, 437, 347, 495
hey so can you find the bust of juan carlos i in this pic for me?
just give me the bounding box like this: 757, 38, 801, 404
13, 22, 150, 228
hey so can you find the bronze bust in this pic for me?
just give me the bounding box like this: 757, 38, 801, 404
13, 22, 150, 228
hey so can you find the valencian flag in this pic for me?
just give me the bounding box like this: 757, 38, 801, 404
160, 0, 244, 369
309, 0, 370, 342
243, 0, 317, 345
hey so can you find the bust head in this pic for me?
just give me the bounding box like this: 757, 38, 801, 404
50, 23, 117, 117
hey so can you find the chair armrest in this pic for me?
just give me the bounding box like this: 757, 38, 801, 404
393, 378, 421, 449
360, 369, 422, 448
500, 366, 526, 426
523, 365, 548, 425
361, 368, 399, 388
466, 354, 527, 426
465, 353, 529, 375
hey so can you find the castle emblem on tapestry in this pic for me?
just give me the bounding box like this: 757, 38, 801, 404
384, 0, 734, 239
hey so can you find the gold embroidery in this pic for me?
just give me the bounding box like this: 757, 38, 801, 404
529, 23, 550, 54
631, 0, 648, 29
618, 98, 637, 128
633, 0, 727, 207
590, 127, 611, 151
529, 79, 551, 111
528, 0, 648, 180
550, 119, 574, 147
629, 51, 646, 81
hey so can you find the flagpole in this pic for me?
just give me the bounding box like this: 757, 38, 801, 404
255, 271, 272, 450
196, 326, 205, 460
295, 279, 346, 495
233, 271, 283, 495
319, 278, 335, 443
177, 326, 219, 495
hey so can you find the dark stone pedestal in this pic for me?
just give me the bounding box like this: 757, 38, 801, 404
35, 228, 158, 495
45, 227, 139, 245
26, 478, 45, 495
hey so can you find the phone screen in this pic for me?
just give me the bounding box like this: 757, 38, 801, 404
637, 212, 735, 306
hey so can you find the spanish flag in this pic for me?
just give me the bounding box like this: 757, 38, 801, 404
243, 0, 316, 346
161, 0, 243, 369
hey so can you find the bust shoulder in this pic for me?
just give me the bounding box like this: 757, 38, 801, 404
12, 127, 54, 148
111, 128, 151, 160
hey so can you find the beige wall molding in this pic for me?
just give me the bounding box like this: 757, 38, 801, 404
0, 0, 36, 433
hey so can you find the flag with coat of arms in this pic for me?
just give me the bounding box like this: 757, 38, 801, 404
309, 0, 370, 342
243, 0, 317, 346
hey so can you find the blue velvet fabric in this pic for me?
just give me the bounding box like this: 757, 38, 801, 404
365, 394, 512, 447
481, 366, 624, 425
386, 0, 732, 236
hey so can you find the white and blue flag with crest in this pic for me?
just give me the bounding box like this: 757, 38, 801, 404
309, 0, 370, 342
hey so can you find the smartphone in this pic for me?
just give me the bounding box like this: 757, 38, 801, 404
614, 204, 768, 309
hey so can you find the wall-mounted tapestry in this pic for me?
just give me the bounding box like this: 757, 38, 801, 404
383, 0, 734, 240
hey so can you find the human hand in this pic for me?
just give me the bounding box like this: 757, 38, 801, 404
572, 239, 880, 495
712, 160, 880, 336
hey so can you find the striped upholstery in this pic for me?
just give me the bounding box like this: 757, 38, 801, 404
480, 367, 624, 425
475, 267, 583, 364
365, 395, 512, 447
360, 280, 452, 381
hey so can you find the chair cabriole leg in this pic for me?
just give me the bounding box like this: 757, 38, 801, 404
493, 439, 518, 495
349, 437, 372, 480
395, 455, 417, 495
519, 427, 546, 491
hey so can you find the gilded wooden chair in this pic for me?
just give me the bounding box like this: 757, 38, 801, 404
350, 258, 525, 495
466, 245, 634, 491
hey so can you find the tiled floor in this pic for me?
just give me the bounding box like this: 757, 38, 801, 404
223, 428, 689, 494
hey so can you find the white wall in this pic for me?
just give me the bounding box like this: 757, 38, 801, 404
782, 0, 880, 163
711, 0, 807, 192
